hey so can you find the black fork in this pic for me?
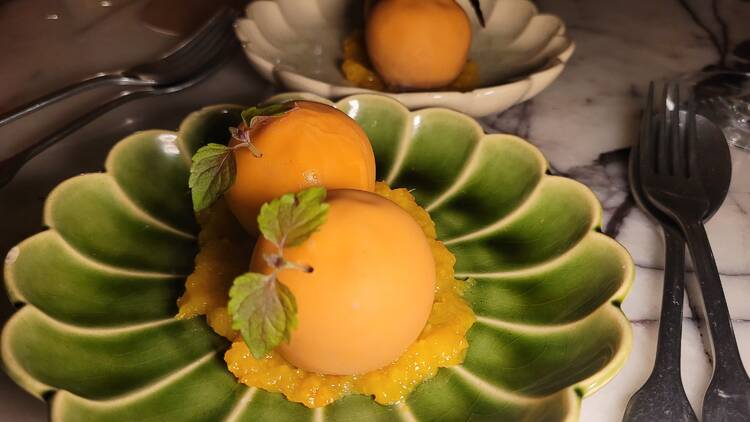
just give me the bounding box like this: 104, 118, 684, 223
0, 7, 237, 127
624, 84, 697, 422
640, 82, 750, 421
0, 23, 238, 188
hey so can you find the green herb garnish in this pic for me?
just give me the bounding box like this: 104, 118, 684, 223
257, 186, 329, 248
228, 186, 329, 358
241, 102, 295, 127
188, 143, 237, 212
188, 102, 297, 212
227, 272, 298, 358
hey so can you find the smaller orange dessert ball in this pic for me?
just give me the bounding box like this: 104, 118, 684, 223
250, 189, 436, 375
366, 0, 472, 89
225, 101, 376, 234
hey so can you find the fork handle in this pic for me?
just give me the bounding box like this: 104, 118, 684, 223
681, 220, 750, 421
622, 228, 697, 422
652, 228, 690, 372
0, 89, 152, 188
0, 73, 147, 127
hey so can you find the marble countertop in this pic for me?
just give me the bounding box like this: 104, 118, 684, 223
1, 0, 749, 420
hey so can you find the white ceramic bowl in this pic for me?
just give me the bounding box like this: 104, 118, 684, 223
235, 0, 574, 117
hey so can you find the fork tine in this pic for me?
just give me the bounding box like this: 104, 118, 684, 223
193, 28, 237, 68
670, 83, 681, 176
144, 13, 236, 84
128, 7, 234, 80
639, 82, 655, 175
174, 22, 233, 67
686, 91, 698, 178
163, 10, 234, 64
160, 7, 232, 61
154, 30, 238, 93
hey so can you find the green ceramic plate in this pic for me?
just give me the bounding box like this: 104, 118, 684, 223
2, 94, 633, 421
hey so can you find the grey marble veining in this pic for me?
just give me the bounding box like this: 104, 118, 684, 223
509, 0, 750, 419
1, 0, 750, 421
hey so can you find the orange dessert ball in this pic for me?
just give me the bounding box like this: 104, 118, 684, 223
366, 0, 472, 89
250, 189, 436, 375
225, 101, 376, 233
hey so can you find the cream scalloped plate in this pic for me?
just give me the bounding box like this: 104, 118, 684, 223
2, 93, 632, 421
234, 0, 575, 117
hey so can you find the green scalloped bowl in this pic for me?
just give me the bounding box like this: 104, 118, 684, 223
1, 93, 633, 421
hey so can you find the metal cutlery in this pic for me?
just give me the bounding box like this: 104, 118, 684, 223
0, 10, 238, 188
624, 107, 698, 420
638, 82, 750, 421
0, 7, 236, 127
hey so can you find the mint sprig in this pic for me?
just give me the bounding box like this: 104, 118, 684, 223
229, 187, 329, 358
188, 101, 298, 212
228, 273, 298, 358
257, 186, 330, 248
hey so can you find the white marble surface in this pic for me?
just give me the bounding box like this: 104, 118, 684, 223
528, 0, 750, 420
1, 0, 750, 421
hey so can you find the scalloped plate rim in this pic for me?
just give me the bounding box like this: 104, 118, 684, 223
0, 93, 633, 421
234, 0, 576, 117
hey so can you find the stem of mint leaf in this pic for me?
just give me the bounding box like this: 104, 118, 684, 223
228, 187, 329, 358
229, 126, 263, 158
469, 0, 485, 27
263, 253, 314, 273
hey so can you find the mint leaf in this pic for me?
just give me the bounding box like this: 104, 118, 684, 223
228, 272, 298, 359
257, 192, 292, 246
188, 143, 236, 212
257, 186, 330, 248
241, 102, 295, 127
275, 281, 298, 342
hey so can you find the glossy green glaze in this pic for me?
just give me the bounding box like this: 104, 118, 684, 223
2, 94, 633, 421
